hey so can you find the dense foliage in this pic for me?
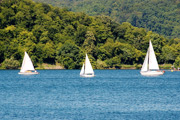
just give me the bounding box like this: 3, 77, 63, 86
1, 57, 20, 69
33, 0, 180, 39
1, 0, 180, 69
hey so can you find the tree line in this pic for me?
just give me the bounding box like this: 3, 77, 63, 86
0, 0, 180, 69
33, 0, 180, 39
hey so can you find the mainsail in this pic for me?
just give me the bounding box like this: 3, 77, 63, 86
20, 52, 35, 72
141, 40, 159, 72
84, 54, 94, 74
148, 40, 159, 70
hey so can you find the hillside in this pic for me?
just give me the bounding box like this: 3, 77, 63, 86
33, 0, 180, 39
1, 0, 180, 69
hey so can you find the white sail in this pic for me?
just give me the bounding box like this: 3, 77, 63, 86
141, 50, 149, 72
80, 63, 85, 75
84, 54, 94, 74
149, 40, 159, 70
20, 52, 35, 72
140, 40, 164, 76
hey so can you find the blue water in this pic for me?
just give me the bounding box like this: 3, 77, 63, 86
0, 70, 180, 120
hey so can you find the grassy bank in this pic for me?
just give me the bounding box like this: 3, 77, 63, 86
36, 63, 64, 70
159, 64, 173, 70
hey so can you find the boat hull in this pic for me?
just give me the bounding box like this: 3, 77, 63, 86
140, 71, 164, 76
80, 74, 95, 77
18, 72, 39, 75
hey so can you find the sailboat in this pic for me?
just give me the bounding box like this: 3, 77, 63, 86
18, 51, 39, 75
140, 40, 164, 76
80, 54, 95, 77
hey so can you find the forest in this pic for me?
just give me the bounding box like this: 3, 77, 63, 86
0, 0, 180, 69
33, 0, 180, 39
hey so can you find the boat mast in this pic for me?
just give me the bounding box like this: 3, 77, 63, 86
148, 46, 150, 71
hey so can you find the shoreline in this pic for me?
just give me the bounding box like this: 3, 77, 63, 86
0, 63, 173, 70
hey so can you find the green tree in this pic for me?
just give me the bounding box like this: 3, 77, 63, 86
42, 41, 55, 63
82, 31, 96, 55
161, 45, 177, 64
0, 41, 5, 63
174, 56, 180, 69
2, 57, 20, 69
57, 41, 83, 69
105, 56, 121, 68
74, 23, 87, 45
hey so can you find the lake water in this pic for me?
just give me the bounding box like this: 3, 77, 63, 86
0, 70, 180, 120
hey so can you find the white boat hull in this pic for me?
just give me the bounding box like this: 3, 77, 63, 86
18, 72, 39, 75
80, 74, 95, 77
140, 71, 164, 76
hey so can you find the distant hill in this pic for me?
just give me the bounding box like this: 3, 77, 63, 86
1, 0, 180, 69
33, 0, 180, 38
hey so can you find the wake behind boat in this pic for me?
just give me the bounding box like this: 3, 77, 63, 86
140, 40, 164, 76
18, 52, 39, 75
80, 54, 95, 77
